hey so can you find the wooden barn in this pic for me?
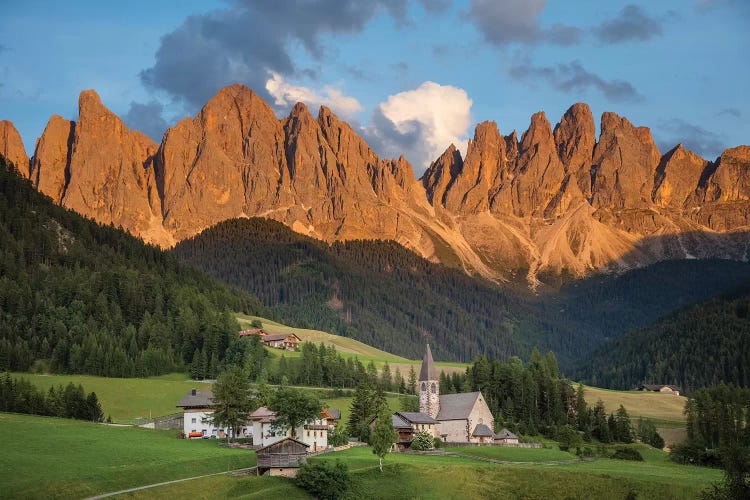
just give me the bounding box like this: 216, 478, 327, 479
256, 437, 310, 477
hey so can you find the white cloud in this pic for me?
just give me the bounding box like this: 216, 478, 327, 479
365, 81, 472, 171
265, 71, 363, 119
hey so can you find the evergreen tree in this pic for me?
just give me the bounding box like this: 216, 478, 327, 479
407, 366, 417, 395
210, 366, 254, 442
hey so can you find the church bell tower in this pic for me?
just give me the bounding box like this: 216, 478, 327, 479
419, 344, 440, 418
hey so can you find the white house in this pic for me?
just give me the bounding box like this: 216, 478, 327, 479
176, 388, 251, 439
249, 406, 330, 452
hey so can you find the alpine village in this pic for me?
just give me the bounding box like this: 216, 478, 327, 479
1, 2, 749, 499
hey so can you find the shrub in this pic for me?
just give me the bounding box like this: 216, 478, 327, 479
410, 431, 434, 451
611, 447, 644, 461
295, 460, 350, 500
328, 424, 349, 447
433, 437, 442, 449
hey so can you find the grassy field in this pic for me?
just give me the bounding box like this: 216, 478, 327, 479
0, 413, 254, 499
584, 385, 688, 445
0, 413, 722, 500
139, 445, 720, 499
451, 444, 578, 462
9, 372, 211, 424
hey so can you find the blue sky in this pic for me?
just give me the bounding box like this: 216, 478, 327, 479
1, 0, 748, 172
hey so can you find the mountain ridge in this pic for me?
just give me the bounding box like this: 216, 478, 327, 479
2, 84, 749, 285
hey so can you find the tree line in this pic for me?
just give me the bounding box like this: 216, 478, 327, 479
0, 156, 265, 378
0, 373, 104, 422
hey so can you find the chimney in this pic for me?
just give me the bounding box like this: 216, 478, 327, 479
191, 388, 196, 396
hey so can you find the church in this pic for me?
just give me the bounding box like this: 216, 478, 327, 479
418, 344, 495, 444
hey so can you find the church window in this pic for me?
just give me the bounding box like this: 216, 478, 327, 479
431, 383, 436, 394
421, 382, 426, 391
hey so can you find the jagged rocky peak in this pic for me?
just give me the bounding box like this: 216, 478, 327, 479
157, 83, 289, 241
652, 143, 708, 208
591, 111, 661, 210
553, 103, 595, 197
61, 89, 165, 243
422, 143, 462, 206
442, 120, 504, 214
0, 120, 29, 178
32, 115, 75, 203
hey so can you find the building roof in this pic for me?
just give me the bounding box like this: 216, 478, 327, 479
176, 389, 214, 408
640, 384, 680, 392
262, 333, 301, 342
436, 392, 482, 420
238, 328, 267, 336
324, 408, 341, 420
495, 428, 518, 440
248, 406, 277, 423
391, 414, 413, 429
419, 344, 437, 381
396, 411, 439, 425
472, 423, 494, 437
256, 437, 309, 453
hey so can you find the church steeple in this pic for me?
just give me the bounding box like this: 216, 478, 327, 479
418, 344, 440, 418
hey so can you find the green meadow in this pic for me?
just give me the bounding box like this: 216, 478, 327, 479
0, 413, 722, 500
0, 413, 253, 499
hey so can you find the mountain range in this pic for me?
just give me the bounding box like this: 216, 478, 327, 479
1, 84, 749, 285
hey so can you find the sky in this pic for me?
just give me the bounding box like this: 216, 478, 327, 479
1, 0, 748, 173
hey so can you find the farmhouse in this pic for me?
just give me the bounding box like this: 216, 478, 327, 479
248, 406, 333, 452
380, 411, 439, 450
256, 437, 309, 477
419, 344, 495, 444
176, 388, 249, 439
639, 384, 681, 396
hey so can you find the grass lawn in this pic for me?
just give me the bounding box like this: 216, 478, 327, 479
118, 475, 312, 500
583, 386, 686, 424
450, 444, 578, 462
10, 372, 211, 424
0, 413, 255, 500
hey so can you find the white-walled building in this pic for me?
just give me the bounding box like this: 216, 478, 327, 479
176, 388, 250, 439
249, 406, 331, 452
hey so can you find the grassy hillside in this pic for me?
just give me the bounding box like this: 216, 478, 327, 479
237, 314, 468, 377
0, 413, 252, 499
123, 445, 721, 499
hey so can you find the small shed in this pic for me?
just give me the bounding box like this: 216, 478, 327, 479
256, 437, 310, 477
494, 428, 519, 446
472, 423, 495, 444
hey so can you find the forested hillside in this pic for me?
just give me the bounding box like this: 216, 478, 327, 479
574, 285, 750, 391
173, 217, 750, 367
0, 156, 265, 377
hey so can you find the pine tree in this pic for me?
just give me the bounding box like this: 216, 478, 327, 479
407, 366, 417, 395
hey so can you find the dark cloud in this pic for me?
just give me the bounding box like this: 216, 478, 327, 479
509, 61, 642, 102
657, 119, 726, 159
141, 0, 411, 110
593, 5, 662, 44
463, 0, 582, 46
718, 107, 741, 118
123, 100, 169, 142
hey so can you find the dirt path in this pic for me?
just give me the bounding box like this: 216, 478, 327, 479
83, 467, 256, 499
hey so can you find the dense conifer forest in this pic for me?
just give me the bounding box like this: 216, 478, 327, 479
0, 156, 265, 376
575, 286, 750, 391
173, 217, 750, 369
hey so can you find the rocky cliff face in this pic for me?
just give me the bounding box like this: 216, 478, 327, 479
0, 120, 29, 178
3, 87, 750, 285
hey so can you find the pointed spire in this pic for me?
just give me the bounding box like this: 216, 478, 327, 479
419, 343, 437, 381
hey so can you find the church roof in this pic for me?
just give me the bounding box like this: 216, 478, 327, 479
436, 392, 483, 420
391, 413, 412, 429
472, 423, 494, 437
419, 344, 437, 381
